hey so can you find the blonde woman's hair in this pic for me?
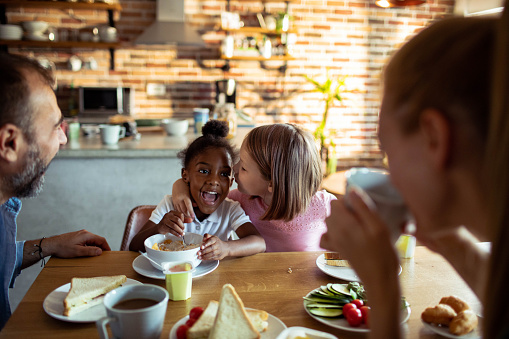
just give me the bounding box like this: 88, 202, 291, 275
244, 124, 322, 221
385, 13, 508, 339
484, 2, 509, 338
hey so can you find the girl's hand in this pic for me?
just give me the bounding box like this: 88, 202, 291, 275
172, 178, 196, 220
198, 233, 229, 260
320, 188, 400, 286
157, 210, 188, 236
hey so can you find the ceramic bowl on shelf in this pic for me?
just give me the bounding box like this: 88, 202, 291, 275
0, 24, 23, 40
98, 26, 118, 43
22, 21, 49, 34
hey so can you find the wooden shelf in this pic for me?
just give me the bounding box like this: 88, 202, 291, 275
226, 0, 298, 2
0, 39, 122, 49
0, 0, 122, 70
221, 55, 295, 61
0, 0, 122, 11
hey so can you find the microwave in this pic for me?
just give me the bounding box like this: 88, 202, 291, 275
78, 87, 134, 121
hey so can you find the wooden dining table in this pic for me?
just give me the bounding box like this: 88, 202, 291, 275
0, 246, 482, 338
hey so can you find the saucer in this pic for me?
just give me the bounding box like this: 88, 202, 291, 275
132, 254, 219, 280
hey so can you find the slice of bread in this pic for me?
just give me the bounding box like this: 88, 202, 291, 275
63, 275, 126, 316
325, 259, 350, 267
187, 301, 219, 339
187, 301, 268, 338
208, 284, 260, 339
324, 252, 341, 260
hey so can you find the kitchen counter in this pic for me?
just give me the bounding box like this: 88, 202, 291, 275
58, 128, 251, 158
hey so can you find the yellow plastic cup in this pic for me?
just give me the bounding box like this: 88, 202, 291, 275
396, 234, 416, 259
164, 262, 194, 301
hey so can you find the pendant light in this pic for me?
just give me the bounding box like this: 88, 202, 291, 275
375, 0, 425, 8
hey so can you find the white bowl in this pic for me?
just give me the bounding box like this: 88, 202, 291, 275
0, 24, 23, 40
98, 26, 118, 42
22, 21, 49, 33
275, 327, 338, 339
161, 119, 189, 136
144, 233, 203, 271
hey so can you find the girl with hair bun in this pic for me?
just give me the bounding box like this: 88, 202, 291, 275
129, 120, 266, 260
173, 123, 337, 252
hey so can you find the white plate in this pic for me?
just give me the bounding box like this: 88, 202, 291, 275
169, 309, 287, 339
132, 254, 219, 280
422, 319, 481, 339
316, 254, 402, 282
43, 278, 142, 323
304, 297, 411, 333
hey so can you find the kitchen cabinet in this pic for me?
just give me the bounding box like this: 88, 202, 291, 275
0, 0, 122, 70
219, 0, 297, 72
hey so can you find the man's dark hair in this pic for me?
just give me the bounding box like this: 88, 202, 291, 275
0, 53, 55, 141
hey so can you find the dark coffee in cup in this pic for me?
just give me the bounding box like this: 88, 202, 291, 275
113, 298, 158, 310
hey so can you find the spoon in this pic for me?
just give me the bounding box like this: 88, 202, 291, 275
138, 251, 164, 271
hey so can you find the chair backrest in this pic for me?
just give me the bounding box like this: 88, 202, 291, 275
120, 205, 156, 251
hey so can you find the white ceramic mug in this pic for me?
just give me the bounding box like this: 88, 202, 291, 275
344, 167, 411, 242
99, 124, 126, 145
96, 284, 169, 339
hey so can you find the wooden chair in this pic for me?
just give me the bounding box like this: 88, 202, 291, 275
120, 205, 156, 251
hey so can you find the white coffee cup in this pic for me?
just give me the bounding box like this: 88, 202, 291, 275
99, 124, 126, 145
344, 167, 411, 242
96, 284, 169, 339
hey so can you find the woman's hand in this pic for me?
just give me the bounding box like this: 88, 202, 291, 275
198, 233, 229, 260
321, 189, 400, 283
321, 188, 403, 339
172, 178, 196, 220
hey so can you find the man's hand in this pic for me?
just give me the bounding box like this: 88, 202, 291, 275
45, 229, 111, 258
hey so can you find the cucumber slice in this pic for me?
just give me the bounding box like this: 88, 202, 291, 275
305, 303, 343, 308
330, 283, 351, 296
308, 307, 343, 318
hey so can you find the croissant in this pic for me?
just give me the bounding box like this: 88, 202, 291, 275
439, 296, 471, 314
449, 309, 478, 335
421, 304, 457, 326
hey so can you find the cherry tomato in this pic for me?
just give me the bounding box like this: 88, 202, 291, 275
185, 318, 197, 327
342, 302, 357, 314
360, 306, 371, 326
189, 306, 204, 320
176, 324, 189, 339
345, 308, 363, 327
352, 299, 364, 308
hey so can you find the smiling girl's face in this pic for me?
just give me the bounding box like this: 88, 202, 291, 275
233, 142, 272, 205
182, 147, 234, 219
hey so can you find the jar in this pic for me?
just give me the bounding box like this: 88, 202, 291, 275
214, 103, 237, 139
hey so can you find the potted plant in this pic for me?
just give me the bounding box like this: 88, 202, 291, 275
303, 70, 347, 176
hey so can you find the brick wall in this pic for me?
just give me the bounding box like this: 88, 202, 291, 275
5, 0, 455, 168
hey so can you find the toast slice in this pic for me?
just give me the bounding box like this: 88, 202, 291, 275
63, 275, 126, 316
187, 300, 219, 339
208, 284, 260, 339
187, 300, 268, 339
325, 259, 351, 267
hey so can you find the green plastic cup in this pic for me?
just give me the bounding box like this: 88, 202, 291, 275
164, 262, 194, 301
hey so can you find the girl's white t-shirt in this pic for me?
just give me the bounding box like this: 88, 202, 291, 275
149, 195, 251, 241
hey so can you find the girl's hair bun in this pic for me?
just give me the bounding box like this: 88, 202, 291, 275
202, 119, 229, 138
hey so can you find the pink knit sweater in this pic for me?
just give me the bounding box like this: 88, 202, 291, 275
228, 189, 337, 252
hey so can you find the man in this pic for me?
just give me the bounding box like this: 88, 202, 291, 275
0, 53, 111, 330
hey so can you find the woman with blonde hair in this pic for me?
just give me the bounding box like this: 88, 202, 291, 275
321, 5, 509, 338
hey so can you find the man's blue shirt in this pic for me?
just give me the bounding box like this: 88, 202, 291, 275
0, 198, 24, 331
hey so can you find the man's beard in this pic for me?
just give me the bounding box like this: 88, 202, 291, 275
6, 145, 49, 198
